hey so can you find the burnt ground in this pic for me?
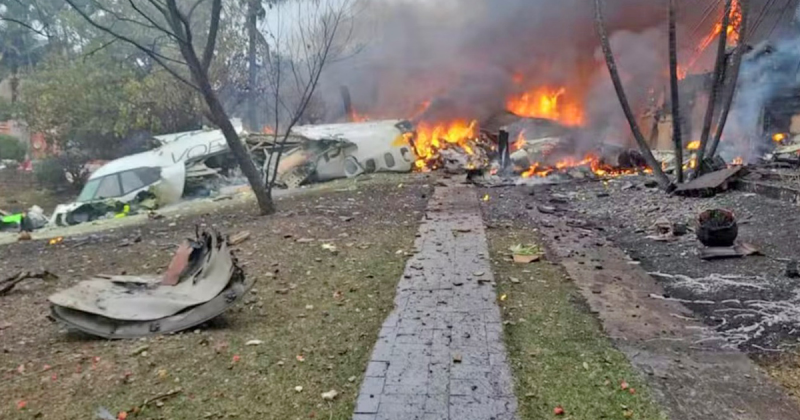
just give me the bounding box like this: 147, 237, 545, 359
536, 178, 800, 352
478, 181, 800, 419
0, 175, 433, 420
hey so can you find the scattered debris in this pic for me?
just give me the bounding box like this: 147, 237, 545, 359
130, 345, 150, 356
228, 231, 251, 245
0, 270, 58, 296
161, 241, 194, 286
647, 217, 677, 242
245, 340, 264, 346
321, 243, 338, 254
674, 167, 744, 197
537, 205, 557, 214
321, 390, 339, 401
509, 244, 542, 263
140, 388, 183, 410
48, 230, 252, 339
699, 242, 762, 260
95, 407, 116, 420
294, 386, 304, 393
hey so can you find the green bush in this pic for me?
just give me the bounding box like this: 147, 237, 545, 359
34, 151, 90, 192
34, 157, 68, 189
0, 98, 15, 121
0, 134, 26, 162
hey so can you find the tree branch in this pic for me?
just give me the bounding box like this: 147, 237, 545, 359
124, 0, 181, 42
202, 0, 222, 72
82, 38, 117, 61
708, 0, 751, 158
696, 0, 733, 168
594, 0, 671, 189
668, 0, 684, 183
64, 0, 198, 90
0, 16, 49, 38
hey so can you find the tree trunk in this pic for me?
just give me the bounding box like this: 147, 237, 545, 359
181, 44, 274, 214
696, 0, 732, 168
708, 0, 750, 158
668, 0, 684, 183
340, 85, 353, 121
246, 0, 259, 132
206, 87, 275, 215
594, 0, 671, 189
10, 65, 19, 104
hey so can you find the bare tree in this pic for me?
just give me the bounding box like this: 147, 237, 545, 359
668, 0, 683, 183
708, 0, 751, 158
63, 0, 276, 214
594, 0, 671, 189
260, 0, 355, 195
695, 0, 733, 170
246, 0, 265, 131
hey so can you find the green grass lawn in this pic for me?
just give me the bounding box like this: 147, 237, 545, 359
1, 179, 429, 420
487, 229, 667, 420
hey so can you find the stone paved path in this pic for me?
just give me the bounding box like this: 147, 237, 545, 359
353, 185, 518, 420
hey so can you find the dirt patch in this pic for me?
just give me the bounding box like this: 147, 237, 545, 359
0, 176, 432, 420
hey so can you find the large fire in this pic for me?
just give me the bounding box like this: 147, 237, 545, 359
521, 154, 649, 179
679, 0, 743, 79
506, 87, 585, 127
410, 119, 479, 170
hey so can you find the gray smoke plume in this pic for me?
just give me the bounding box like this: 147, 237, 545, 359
723, 36, 800, 161
319, 0, 788, 150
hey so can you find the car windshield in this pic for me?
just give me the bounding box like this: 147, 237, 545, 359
76, 178, 101, 203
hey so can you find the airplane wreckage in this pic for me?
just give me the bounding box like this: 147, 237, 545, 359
49, 229, 253, 339
44, 119, 416, 228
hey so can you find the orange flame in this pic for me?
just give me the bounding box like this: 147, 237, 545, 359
681, 0, 742, 79
409, 120, 479, 170
683, 154, 698, 171
773, 133, 787, 143
521, 154, 649, 179
349, 110, 370, 123
506, 87, 585, 126
263, 126, 275, 134
687, 140, 701, 151
512, 130, 527, 152
732, 156, 744, 165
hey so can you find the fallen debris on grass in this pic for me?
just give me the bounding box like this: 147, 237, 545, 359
510, 244, 542, 263
228, 230, 251, 245
0, 270, 58, 296
48, 230, 252, 339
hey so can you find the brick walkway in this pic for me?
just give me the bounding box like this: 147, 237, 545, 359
353, 185, 518, 420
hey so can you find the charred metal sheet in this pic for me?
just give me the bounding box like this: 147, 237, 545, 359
674, 167, 744, 197
49, 230, 251, 338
